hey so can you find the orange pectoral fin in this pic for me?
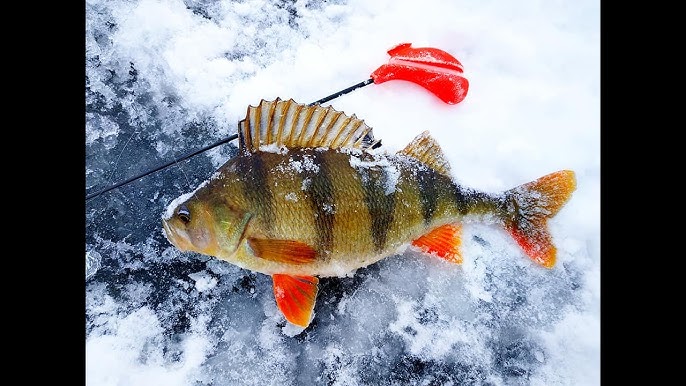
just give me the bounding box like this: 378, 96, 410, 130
412, 224, 463, 264
247, 238, 317, 264
272, 274, 319, 328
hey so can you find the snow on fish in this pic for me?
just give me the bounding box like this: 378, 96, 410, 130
162, 98, 576, 328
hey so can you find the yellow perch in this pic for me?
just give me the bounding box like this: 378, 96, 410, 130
162, 98, 576, 328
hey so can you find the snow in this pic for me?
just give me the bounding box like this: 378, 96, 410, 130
276, 153, 320, 174
259, 143, 289, 154
284, 192, 298, 202
189, 271, 219, 292
348, 150, 401, 195
85, 0, 600, 385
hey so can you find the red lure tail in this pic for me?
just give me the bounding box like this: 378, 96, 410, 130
503, 170, 576, 268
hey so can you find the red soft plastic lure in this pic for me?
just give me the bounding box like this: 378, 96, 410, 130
371, 42, 469, 105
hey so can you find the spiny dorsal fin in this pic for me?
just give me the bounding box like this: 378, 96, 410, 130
399, 130, 451, 176
238, 98, 377, 153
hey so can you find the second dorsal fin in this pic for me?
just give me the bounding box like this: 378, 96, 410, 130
238, 98, 378, 153
399, 130, 452, 176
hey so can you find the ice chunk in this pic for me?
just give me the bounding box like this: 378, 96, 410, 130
188, 271, 218, 292
86, 250, 102, 281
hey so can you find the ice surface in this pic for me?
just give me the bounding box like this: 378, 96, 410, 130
86, 0, 600, 385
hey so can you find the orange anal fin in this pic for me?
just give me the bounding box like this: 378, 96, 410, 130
506, 223, 556, 268
412, 224, 463, 264
247, 238, 317, 264
272, 274, 319, 328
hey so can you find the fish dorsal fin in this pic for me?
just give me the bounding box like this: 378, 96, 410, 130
238, 98, 377, 153
399, 130, 451, 176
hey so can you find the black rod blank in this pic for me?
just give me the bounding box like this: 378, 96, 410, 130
85, 134, 238, 201
85, 78, 375, 202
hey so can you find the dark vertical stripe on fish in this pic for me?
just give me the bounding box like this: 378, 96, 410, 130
303, 151, 335, 255
416, 166, 438, 225
453, 184, 470, 215
359, 159, 396, 252
236, 154, 274, 233
454, 186, 493, 216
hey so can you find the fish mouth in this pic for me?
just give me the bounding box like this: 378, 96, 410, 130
162, 218, 188, 251
162, 219, 178, 248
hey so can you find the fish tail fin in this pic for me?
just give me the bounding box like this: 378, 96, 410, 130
503, 170, 576, 268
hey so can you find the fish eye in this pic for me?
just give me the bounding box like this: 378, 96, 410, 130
177, 205, 191, 224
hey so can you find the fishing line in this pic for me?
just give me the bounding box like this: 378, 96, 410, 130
85, 42, 468, 202
104, 126, 140, 191
172, 148, 193, 193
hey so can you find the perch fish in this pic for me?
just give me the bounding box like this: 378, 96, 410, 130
162, 98, 576, 328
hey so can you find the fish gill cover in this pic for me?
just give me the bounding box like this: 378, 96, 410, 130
85, 0, 600, 385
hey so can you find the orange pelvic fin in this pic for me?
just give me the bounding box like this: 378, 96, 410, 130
411, 223, 463, 264
504, 170, 576, 268
247, 238, 317, 264
272, 274, 319, 328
